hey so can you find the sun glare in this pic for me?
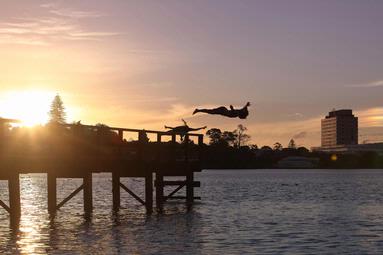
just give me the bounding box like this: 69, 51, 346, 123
0, 90, 56, 127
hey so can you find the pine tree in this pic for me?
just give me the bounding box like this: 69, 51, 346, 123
288, 139, 297, 149
48, 94, 66, 124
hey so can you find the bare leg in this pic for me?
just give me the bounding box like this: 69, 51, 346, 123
193, 107, 228, 116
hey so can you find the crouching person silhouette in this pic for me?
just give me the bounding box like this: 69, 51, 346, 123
193, 102, 250, 119
165, 119, 207, 141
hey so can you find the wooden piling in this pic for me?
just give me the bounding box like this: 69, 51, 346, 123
184, 135, 189, 161
112, 172, 120, 211
155, 173, 164, 210
47, 173, 57, 214
118, 130, 123, 141
186, 172, 194, 204
83, 172, 93, 214
8, 173, 21, 224
145, 173, 153, 213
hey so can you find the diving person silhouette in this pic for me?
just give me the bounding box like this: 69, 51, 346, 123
193, 102, 250, 119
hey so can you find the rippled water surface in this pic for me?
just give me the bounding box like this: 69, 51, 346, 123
1, 169, 383, 254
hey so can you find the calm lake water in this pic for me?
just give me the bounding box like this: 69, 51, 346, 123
1, 169, 383, 254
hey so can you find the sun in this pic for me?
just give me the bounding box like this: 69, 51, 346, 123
0, 90, 56, 127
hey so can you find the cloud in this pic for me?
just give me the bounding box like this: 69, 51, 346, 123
40, 2, 105, 18
293, 131, 307, 139
49, 9, 105, 18
0, 4, 117, 45
347, 80, 383, 88
288, 112, 304, 118
356, 107, 383, 127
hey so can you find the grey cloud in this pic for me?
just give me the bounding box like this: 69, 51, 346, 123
347, 80, 383, 88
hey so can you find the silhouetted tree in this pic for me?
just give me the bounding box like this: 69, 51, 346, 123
48, 94, 66, 124
288, 139, 296, 149
233, 124, 251, 148
273, 142, 283, 151
206, 128, 223, 145
206, 128, 236, 147
222, 131, 237, 147
260, 146, 272, 151
250, 144, 258, 150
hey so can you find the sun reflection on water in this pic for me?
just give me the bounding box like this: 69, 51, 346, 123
16, 174, 51, 254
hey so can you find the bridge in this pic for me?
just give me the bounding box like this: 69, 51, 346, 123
0, 119, 204, 226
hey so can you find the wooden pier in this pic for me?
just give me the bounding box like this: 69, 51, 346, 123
0, 122, 204, 225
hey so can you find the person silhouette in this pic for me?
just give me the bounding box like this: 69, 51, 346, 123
193, 102, 250, 119
165, 119, 207, 141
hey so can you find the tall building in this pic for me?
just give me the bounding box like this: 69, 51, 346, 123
321, 109, 358, 147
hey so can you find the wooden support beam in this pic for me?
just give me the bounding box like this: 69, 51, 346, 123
0, 199, 10, 213
165, 183, 186, 201
112, 172, 120, 211
155, 174, 164, 210
8, 174, 21, 223
56, 184, 84, 210
47, 173, 57, 214
83, 173, 93, 214
166, 196, 201, 200
145, 174, 153, 213
119, 182, 146, 206
160, 181, 200, 187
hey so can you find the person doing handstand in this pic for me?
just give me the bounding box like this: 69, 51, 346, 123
165, 119, 207, 141
193, 102, 250, 119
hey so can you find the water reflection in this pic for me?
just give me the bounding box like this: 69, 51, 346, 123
0, 174, 203, 254
1, 171, 383, 254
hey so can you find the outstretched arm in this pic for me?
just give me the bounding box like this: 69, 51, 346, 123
164, 125, 174, 130
189, 126, 207, 131
181, 119, 188, 126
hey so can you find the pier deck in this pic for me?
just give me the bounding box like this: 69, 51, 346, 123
0, 123, 204, 225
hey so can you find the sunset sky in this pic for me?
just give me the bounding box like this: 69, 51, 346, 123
0, 0, 383, 147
